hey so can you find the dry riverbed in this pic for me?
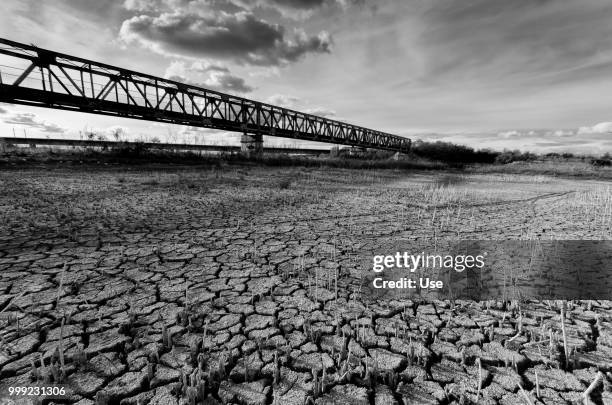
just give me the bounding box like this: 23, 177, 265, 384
0, 164, 611, 404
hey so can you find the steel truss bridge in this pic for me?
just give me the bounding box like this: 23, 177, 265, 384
0, 38, 411, 152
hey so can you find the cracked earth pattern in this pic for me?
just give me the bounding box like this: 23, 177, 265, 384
0, 166, 611, 404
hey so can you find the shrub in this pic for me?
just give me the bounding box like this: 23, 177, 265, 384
111, 141, 150, 158
337, 148, 396, 160
277, 178, 292, 189
494, 149, 537, 164
590, 158, 611, 167
411, 141, 499, 165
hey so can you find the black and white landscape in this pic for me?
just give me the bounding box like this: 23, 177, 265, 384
1, 1, 612, 404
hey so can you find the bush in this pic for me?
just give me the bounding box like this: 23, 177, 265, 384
411, 141, 499, 165
589, 152, 611, 167
494, 150, 537, 164
335, 148, 395, 159
544, 152, 574, 160
590, 158, 611, 167
111, 141, 151, 157
277, 178, 292, 189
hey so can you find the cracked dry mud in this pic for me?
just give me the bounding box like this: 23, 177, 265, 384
0, 165, 611, 404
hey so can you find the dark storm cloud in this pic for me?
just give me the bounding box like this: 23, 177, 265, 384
208, 73, 254, 93
3, 112, 65, 133
416, 0, 612, 87
120, 10, 332, 65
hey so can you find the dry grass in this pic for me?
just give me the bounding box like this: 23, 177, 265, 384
473, 159, 612, 179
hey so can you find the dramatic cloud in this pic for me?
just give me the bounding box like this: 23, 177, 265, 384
0, 106, 7, 114
119, 10, 332, 65
164, 60, 254, 93
3, 112, 65, 133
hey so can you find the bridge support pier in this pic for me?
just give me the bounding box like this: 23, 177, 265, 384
241, 132, 263, 157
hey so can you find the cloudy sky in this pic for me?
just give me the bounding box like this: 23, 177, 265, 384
1, 0, 612, 154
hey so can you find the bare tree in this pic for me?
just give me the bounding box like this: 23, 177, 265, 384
112, 128, 123, 142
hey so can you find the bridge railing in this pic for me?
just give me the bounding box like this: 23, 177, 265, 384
0, 38, 411, 152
